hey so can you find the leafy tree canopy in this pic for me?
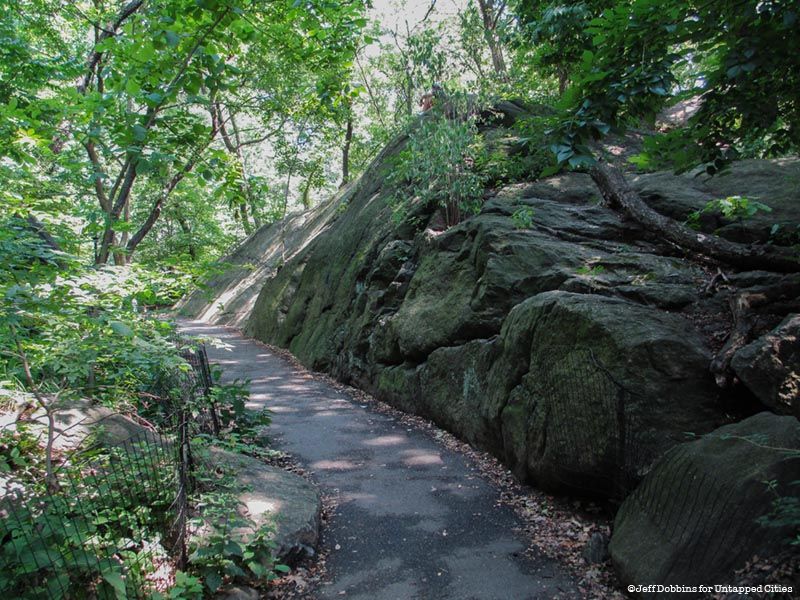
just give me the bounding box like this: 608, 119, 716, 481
524, 0, 800, 173
1, 0, 368, 265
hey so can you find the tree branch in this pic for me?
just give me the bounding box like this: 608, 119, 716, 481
84, 141, 111, 212
78, 0, 145, 93
125, 112, 228, 257
96, 9, 230, 263
12, 333, 59, 493
589, 162, 800, 273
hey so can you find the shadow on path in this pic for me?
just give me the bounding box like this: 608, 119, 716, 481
179, 319, 578, 600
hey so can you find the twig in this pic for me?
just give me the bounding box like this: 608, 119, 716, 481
11, 332, 60, 493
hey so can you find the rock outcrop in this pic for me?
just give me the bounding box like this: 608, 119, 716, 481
609, 412, 800, 597
207, 448, 321, 566
26, 398, 160, 451
180, 104, 800, 501
732, 314, 800, 418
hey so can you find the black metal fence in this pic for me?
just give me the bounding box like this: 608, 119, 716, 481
0, 341, 217, 599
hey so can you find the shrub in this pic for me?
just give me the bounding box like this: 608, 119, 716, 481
389, 111, 489, 227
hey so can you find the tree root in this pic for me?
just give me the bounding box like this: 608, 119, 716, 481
588, 162, 800, 273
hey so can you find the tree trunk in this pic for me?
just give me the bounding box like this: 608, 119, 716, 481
476, 0, 509, 81
589, 162, 800, 273
710, 281, 800, 387
341, 111, 353, 188
24, 215, 61, 252
301, 167, 319, 209
176, 213, 197, 261
96, 229, 116, 265
558, 69, 568, 96
239, 200, 253, 235
404, 72, 414, 117
97, 158, 138, 264
114, 198, 130, 265
250, 199, 261, 229
230, 113, 261, 228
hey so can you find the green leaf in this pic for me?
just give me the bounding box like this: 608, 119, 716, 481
165, 30, 180, 47
110, 321, 134, 337
102, 571, 128, 600
137, 43, 155, 62
145, 92, 164, 105
568, 154, 596, 168
726, 65, 741, 78
132, 124, 147, 141
204, 571, 222, 592
46, 573, 70, 599
124, 79, 140, 95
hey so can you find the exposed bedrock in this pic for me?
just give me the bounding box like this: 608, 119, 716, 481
610, 412, 800, 597
182, 106, 800, 502
732, 313, 800, 418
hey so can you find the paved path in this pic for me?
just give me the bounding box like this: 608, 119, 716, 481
179, 320, 577, 600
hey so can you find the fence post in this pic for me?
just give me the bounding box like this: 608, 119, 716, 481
176, 405, 193, 570
198, 345, 221, 436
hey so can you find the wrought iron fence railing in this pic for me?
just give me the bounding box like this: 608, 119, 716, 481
0, 341, 217, 599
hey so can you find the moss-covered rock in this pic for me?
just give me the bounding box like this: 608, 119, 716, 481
181, 105, 800, 501
609, 413, 800, 597
490, 291, 723, 496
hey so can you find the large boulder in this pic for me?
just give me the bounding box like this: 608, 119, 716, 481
25, 398, 160, 451
609, 413, 800, 597
732, 314, 800, 418
206, 448, 321, 565
632, 158, 800, 245
490, 291, 723, 497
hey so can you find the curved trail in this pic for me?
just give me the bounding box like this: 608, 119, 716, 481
180, 320, 577, 600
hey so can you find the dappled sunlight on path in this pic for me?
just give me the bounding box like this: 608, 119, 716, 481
179, 320, 578, 600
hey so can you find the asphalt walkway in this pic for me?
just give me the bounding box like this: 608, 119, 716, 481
179, 320, 577, 600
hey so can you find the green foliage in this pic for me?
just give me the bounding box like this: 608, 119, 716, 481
0, 424, 39, 476
508, 113, 560, 177
167, 571, 205, 599
512, 1, 609, 94
188, 443, 286, 594
769, 223, 800, 247
200, 370, 270, 439
1, 0, 369, 265
686, 196, 772, 230
576, 264, 606, 276
0, 430, 287, 598
0, 442, 176, 599
389, 110, 489, 227
1, 259, 185, 408
759, 479, 800, 546
527, 0, 800, 173
474, 117, 557, 184
511, 207, 535, 229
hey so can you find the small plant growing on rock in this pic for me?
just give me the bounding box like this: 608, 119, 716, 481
576, 264, 606, 276
687, 196, 772, 230
511, 207, 535, 229
389, 109, 489, 227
